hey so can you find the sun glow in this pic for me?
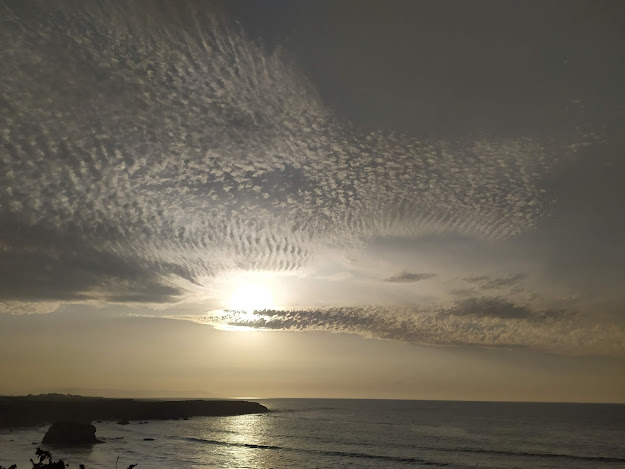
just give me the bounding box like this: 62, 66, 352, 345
227, 284, 276, 314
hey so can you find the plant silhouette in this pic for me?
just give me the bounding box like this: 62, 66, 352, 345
1, 448, 137, 469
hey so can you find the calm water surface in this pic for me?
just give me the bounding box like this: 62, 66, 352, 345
1, 399, 624, 468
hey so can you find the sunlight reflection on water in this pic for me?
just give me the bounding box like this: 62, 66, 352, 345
194, 414, 279, 468
4, 401, 625, 469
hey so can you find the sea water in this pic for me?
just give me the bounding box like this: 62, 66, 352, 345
1, 399, 624, 468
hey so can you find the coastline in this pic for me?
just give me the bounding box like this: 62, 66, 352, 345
0, 395, 269, 428
2, 399, 624, 469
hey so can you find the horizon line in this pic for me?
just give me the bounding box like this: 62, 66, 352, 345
3, 393, 624, 405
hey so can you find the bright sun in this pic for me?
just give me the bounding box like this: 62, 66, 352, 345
227, 284, 276, 313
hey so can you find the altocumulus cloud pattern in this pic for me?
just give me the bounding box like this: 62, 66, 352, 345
209, 298, 624, 358
3, 1, 619, 356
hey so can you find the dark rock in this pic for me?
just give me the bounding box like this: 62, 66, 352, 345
42, 422, 101, 446
117, 419, 130, 425
143, 438, 154, 441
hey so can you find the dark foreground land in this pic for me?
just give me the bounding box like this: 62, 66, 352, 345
0, 394, 269, 428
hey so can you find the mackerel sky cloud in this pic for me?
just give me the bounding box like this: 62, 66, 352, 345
1, 0, 625, 370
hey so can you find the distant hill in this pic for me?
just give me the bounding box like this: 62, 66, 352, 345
16, 393, 101, 401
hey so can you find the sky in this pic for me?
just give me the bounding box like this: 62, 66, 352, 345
1, 0, 624, 402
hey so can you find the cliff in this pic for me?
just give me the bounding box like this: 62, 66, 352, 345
0, 395, 269, 428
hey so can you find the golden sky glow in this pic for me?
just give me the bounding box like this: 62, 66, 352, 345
1, 1, 624, 403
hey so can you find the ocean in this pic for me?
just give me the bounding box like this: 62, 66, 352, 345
1, 399, 624, 468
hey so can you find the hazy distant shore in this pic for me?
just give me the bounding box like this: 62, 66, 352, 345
0, 394, 269, 428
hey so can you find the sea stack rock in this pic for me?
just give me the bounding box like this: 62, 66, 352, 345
42, 421, 100, 446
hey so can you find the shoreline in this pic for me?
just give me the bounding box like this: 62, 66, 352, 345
0, 395, 269, 428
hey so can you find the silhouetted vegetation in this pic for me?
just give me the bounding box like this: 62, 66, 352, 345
30, 448, 66, 469
0, 448, 137, 469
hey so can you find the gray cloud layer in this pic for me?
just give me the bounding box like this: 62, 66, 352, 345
385, 272, 437, 283
464, 274, 527, 290
0, 1, 577, 304
209, 297, 624, 357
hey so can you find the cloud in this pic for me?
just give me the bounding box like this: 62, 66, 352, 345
464, 273, 527, 290
204, 298, 624, 357
385, 272, 437, 283
0, 227, 185, 303
444, 296, 570, 321
0, 301, 61, 315
0, 2, 572, 304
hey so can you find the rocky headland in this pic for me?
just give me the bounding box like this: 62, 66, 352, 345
0, 394, 269, 428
